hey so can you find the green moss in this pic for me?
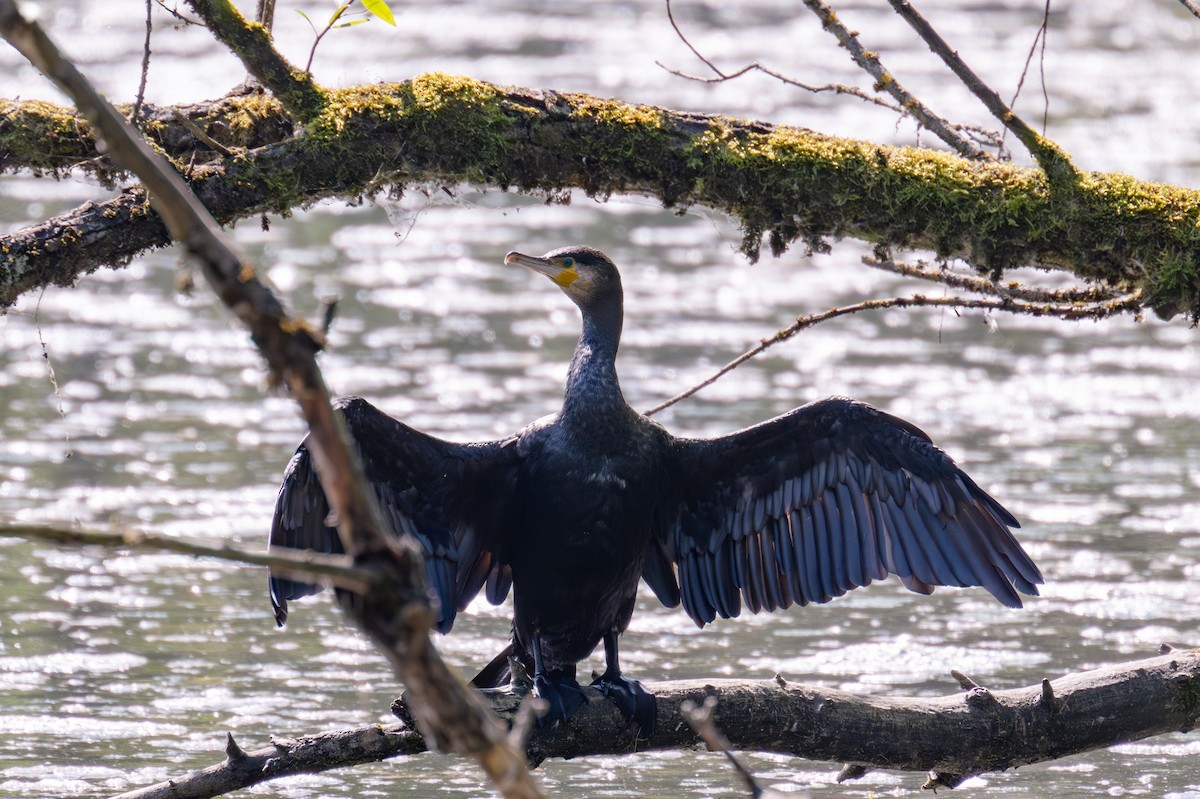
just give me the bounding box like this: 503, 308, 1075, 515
560, 96, 673, 198
0, 99, 98, 176
221, 93, 287, 143
14, 73, 1200, 318
676, 115, 1200, 316
239, 73, 522, 214
686, 120, 1056, 265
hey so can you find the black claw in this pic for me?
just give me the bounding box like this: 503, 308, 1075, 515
592, 671, 657, 738
532, 673, 587, 727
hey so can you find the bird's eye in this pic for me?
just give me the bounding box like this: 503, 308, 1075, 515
562, 257, 575, 268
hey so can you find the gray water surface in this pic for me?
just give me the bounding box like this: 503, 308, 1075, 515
2, 1, 1200, 797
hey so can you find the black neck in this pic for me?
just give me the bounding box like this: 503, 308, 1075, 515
562, 300, 625, 418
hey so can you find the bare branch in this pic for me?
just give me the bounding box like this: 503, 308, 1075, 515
643, 288, 1141, 417
110, 724, 426, 799
681, 698, 777, 798
862, 255, 1135, 304
657, 57, 909, 116
155, 1, 203, 27
799, 0, 990, 160
662, 0, 723, 78
1007, 0, 1053, 138
0, 523, 373, 594
255, 0, 277, 32
885, 0, 1078, 183
171, 107, 237, 156
661, 0, 989, 155
121, 652, 1200, 797
130, 0, 153, 124
0, 4, 541, 797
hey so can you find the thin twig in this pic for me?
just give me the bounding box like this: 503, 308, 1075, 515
862, 255, 1132, 304
662, 0, 722, 77
661, 0, 991, 160
33, 287, 71, 459
1008, 0, 1053, 141
642, 290, 1141, 417
171, 107, 236, 156
155, 0, 203, 27
799, 0, 990, 160
658, 58, 908, 116
660, 0, 905, 117
302, 1, 361, 75
131, 0, 153, 124
885, 0, 1078, 183
1, 523, 373, 594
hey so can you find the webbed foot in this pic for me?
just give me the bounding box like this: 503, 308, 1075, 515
532, 672, 587, 727
592, 670, 656, 738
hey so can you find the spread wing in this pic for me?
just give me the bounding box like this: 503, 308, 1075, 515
647, 397, 1042, 626
268, 396, 519, 632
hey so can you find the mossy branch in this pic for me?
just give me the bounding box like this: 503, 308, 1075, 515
0, 91, 292, 177
3, 75, 1199, 318
183, 0, 326, 122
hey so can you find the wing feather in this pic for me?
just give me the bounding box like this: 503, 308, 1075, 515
662, 397, 1042, 627
268, 396, 518, 632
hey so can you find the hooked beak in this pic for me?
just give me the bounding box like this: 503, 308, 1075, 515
505, 251, 578, 288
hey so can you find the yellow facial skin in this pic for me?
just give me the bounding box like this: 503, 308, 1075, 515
505, 251, 579, 287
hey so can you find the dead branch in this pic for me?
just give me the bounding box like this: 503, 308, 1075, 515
682, 698, 795, 798
862, 255, 1134, 304
1177, 0, 1200, 20
0, 523, 373, 593
109, 725, 426, 799
1007, 0, 1052, 139
114, 652, 1200, 798
254, 0, 276, 31
798, 0, 990, 160
658, 1, 906, 115
642, 288, 1141, 416
660, 0, 988, 160
0, 3, 540, 797
884, 0, 1077, 185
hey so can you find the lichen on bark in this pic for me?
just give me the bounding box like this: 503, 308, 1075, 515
4, 72, 1200, 318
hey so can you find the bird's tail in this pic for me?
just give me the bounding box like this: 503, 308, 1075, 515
471, 643, 516, 688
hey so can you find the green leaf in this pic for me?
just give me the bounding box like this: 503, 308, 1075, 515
334, 18, 370, 28
327, 2, 351, 26
360, 0, 397, 26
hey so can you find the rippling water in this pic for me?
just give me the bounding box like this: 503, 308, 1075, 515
3, 1, 1200, 797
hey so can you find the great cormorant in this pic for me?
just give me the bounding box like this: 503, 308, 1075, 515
269, 246, 1042, 737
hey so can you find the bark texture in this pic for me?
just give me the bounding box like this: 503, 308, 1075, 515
112, 652, 1200, 799
4, 75, 1200, 317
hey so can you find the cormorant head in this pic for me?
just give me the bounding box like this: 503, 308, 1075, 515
504, 246, 623, 315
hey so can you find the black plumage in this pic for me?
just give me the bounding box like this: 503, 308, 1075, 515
269, 245, 1042, 736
